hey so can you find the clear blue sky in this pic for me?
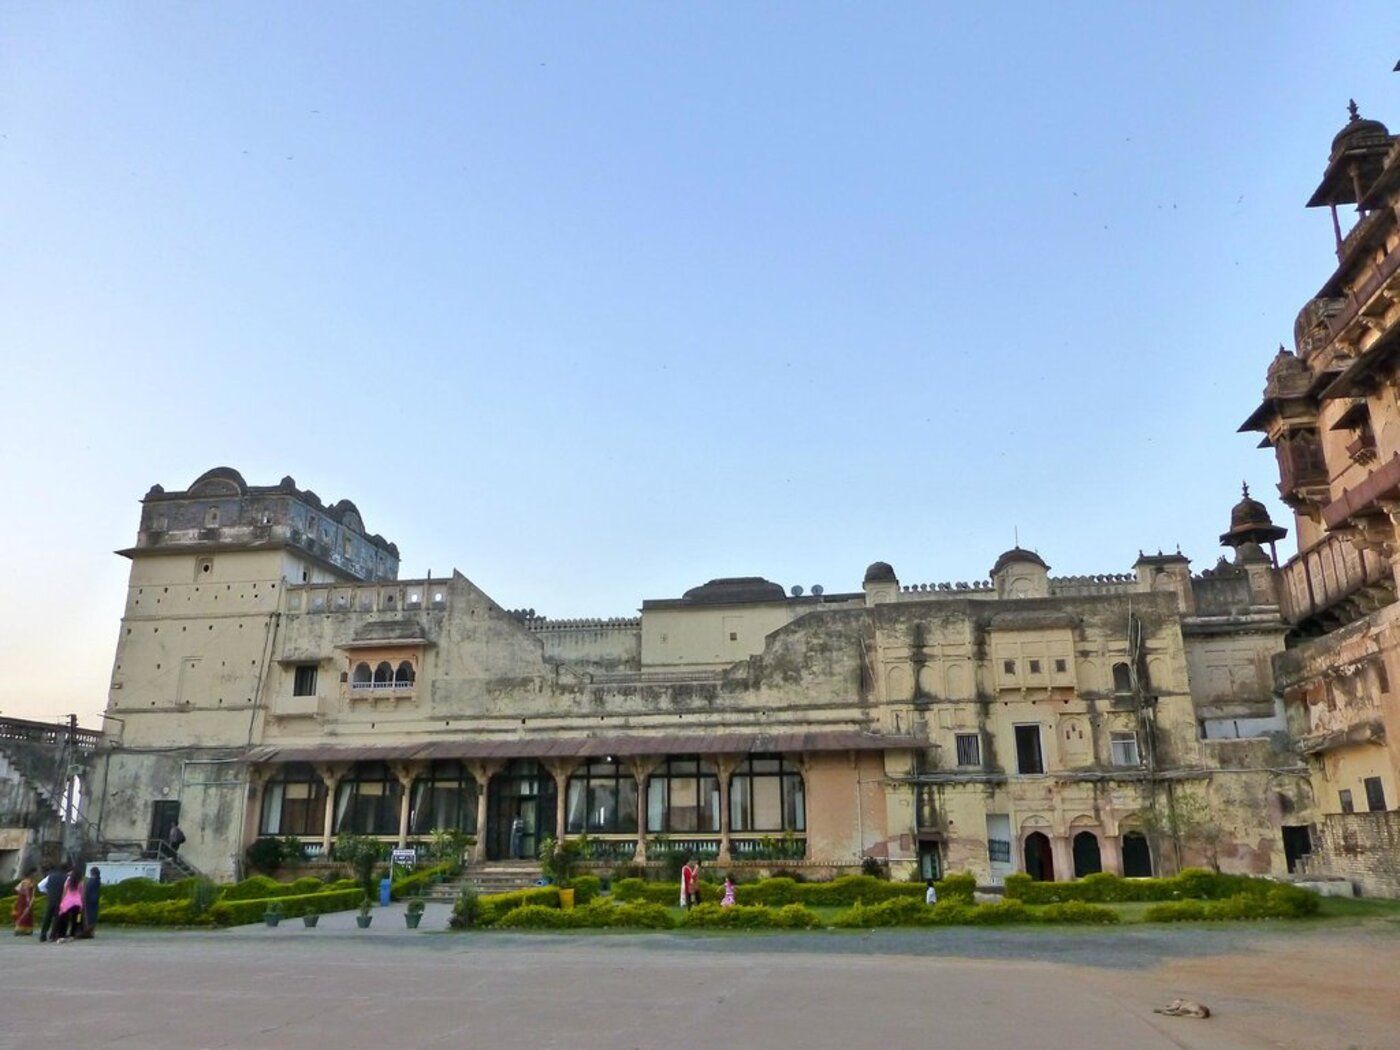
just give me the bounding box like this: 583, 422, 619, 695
2, 4, 1396, 723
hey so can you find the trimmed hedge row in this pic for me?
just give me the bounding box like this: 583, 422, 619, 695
219, 875, 326, 902
831, 897, 1119, 927
102, 899, 202, 927
495, 900, 675, 930
207, 888, 364, 927
477, 886, 560, 926
1145, 885, 1319, 922
391, 863, 455, 901
1003, 869, 1284, 904
612, 874, 971, 908
569, 875, 602, 905
101, 877, 202, 906
681, 903, 822, 929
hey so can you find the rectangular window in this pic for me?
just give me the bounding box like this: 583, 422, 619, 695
1339, 789, 1354, 814
292, 664, 318, 697
1110, 731, 1140, 766
1028, 659, 1041, 675
1364, 776, 1387, 812
1003, 659, 1016, 675
987, 839, 1011, 863
954, 733, 981, 767
1377, 662, 1391, 694
1054, 658, 1067, 673
1014, 724, 1044, 775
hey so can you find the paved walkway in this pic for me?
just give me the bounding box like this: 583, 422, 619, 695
3, 913, 1398, 1049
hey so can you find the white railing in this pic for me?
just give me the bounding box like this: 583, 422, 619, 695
350, 680, 414, 691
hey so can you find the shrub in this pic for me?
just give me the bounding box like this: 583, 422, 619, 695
1034, 901, 1120, 924
220, 875, 283, 902
829, 897, 927, 928
610, 863, 648, 883
613, 878, 719, 905
102, 899, 202, 927
1145, 900, 1209, 922
494, 900, 676, 930
1005, 868, 1296, 905
450, 886, 481, 929
333, 834, 386, 899
207, 888, 363, 927
607, 901, 675, 928
766, 868, 807, 883
477, 886, 560, 926
570, 874, 602, 905
496, 904, 571, 929
860, 856, 889, 879
736, 877, 801, 906
101, 877, 199, 906
965, 900, 1033, 925
391, 863, 453, 900
189, 878, 218, 918
680, 903, 822, 929
936, 872, 977, 903
245, 836, 287, 874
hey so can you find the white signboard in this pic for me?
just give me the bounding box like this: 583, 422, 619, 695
390, 849, 417, 868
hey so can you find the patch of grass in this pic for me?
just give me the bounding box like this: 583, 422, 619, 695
1315, 896, 1400, 920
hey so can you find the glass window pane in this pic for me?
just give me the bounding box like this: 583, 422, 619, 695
588, 781, 618, 832
785, 775, 806, 831
617, 778, 638, 834
731, 777, 750, 831
261, 782, 284, 835
671, 777, 698, 831
566, 779, 588, 834
753, 776, 783, 830
647, 778, 665, 832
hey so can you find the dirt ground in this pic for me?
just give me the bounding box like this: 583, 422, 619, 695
2, 914, 1396, 1049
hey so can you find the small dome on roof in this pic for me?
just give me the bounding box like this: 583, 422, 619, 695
990, 548, 1049, 577
1230, 486, 1273, 530
1331, 101, 1390, 160
681, 577, 786, 604
863, 561, 897, 585
1221, 482, 1288, 548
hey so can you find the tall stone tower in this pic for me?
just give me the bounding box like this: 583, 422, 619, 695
89, 467, 398, 876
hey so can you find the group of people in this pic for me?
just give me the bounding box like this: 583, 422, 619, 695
678, 856, 738, 909
11, 862, 102, 942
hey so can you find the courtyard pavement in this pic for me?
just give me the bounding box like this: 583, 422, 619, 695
3, 906, 1397, 1049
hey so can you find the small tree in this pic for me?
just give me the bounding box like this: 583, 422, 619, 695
537, 835, 583, 887
245, 836, 286, 874
334, 834, 384, 900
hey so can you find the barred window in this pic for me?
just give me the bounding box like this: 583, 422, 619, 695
954, 733, 980, 767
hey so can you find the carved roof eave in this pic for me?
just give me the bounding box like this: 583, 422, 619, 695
336, 637, 435, 651
1297, 718, 1386, 756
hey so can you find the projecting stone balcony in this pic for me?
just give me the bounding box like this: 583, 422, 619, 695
1278, 530, 1395, 631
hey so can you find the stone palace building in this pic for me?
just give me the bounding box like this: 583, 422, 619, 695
86, 466, 1311, 884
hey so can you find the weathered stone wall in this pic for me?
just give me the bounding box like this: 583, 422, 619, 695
1303, 811, 1400, 896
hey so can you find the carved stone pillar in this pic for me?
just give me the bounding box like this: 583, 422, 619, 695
1100, 833, 1123, 877
466, 761, 500, 862
543, 759, 578, 844
392, 763, 418, 849
628, 756, 661, 863
716, 754, 739, 864
316, 765, 344, 855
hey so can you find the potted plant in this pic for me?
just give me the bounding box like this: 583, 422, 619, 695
263, 901, 284, 928
538, 836, 582, 909
356, 897, 373, 929
302, 902, 320, 928
405, 897, 426, 929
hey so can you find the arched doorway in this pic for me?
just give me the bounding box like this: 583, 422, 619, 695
486, 760, 556, 861
1072, 831, 1102, 877
1122, 831, 1153, 877
1023, 830, 1054, 881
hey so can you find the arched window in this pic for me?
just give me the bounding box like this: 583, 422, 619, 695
395, 661, 415, 686
1023, 830, 1054, 881
259, 763, 326, 836
409, 760, 478, 835
729, 755, 805, 832
1072, 831, 1102, 877
352, 662, 372, 688
646, 756, 720, 833
334, 761, 401, 836
1112, 662, 1133, 694
1122, 830, 1153, 877
373, 661, 393, 685
566, 757, 638, 834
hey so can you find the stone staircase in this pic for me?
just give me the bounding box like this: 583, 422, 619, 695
427, 861, 543, 902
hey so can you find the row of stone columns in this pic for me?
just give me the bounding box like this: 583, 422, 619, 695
254, 752, 756, 864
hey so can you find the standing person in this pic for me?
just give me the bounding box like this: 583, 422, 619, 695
720, 874, 736, 908
924, 879, 938, 905
37, 861, 69, 943
81, 866, 102, 938
509, 816, 524, 860
54, 867, 85, 942
12, 867, 37, 936
167, 822, 186, 855
680, 855, 700, 909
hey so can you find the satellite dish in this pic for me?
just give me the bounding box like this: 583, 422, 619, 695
790, 585, 804, 596
811, 584, 824, 595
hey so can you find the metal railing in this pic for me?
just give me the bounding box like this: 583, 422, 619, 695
349, 680, 415, 691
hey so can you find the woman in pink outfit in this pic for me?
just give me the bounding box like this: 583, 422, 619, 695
54, 869, 85, 941
720, 875, 736, 908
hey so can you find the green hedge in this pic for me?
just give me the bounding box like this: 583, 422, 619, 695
217, 875, 325, 903
1003, 868, 1283, 905
494, 900, 675, 930
569, 875, 602, 904
0, 895, 46, 925
830, 897, 1119, 927
102, 899, 203, 927
101, 877, 201, 906
612, 873, 948, 908
207, 887, 363, 927
1146, 885, 1318, 922
477, 886, 560, 926
680, 903, 822, 929
391, 863, 455, 901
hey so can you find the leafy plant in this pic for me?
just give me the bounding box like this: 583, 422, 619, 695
537, 835, 584, 887
263, 901, 284, 919
244, 836, 286, 874
359, 896, 373, 918
406, 897, 426, 916
860, 856, 889, 880
335, 834, 385, 901
428, 828, 473, 871
189, 878, 218, 918
449, 885, 481, 929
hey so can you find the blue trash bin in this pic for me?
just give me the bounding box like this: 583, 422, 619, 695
379, 877, 392, 907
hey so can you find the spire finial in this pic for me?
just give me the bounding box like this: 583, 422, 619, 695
1014, 525, 1019, 548
1348, 98, 1360, 122
1242, 481, 1251, 499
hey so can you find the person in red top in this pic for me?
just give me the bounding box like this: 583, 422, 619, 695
680, 856, 701, 908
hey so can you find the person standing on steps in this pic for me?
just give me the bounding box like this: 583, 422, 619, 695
167, 823, 186, 855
